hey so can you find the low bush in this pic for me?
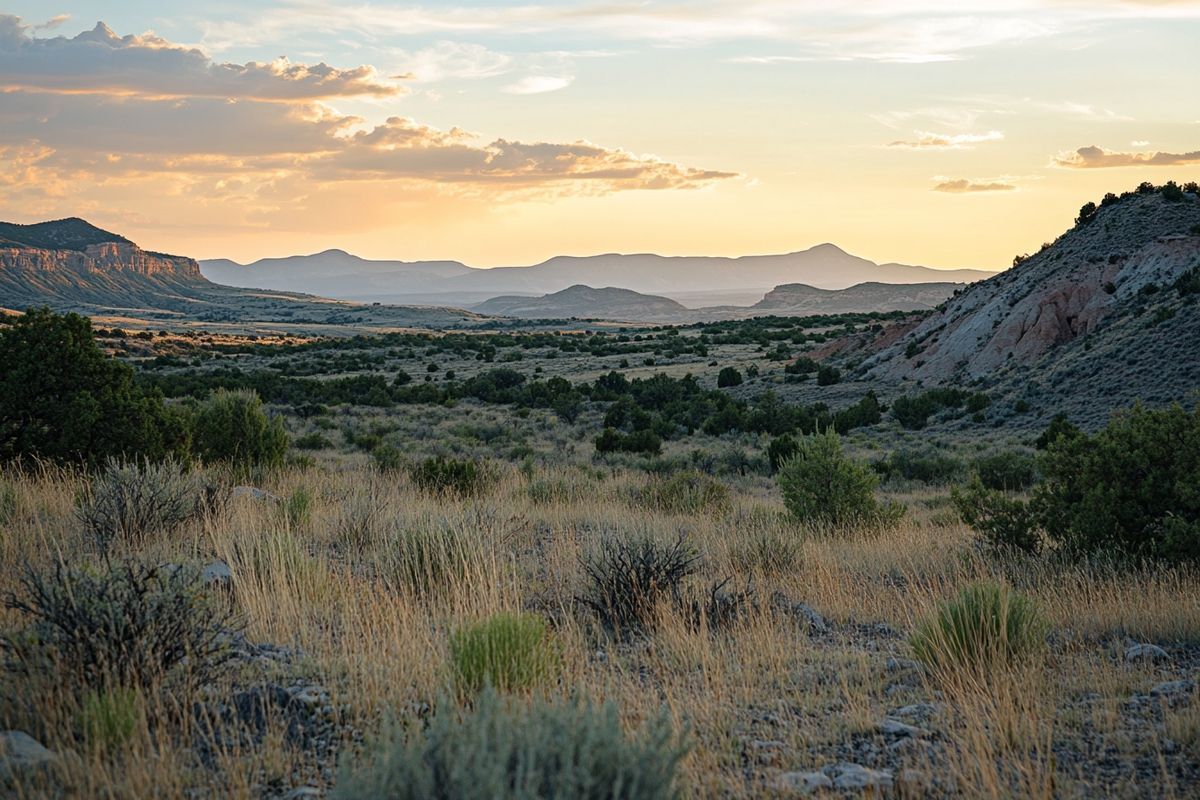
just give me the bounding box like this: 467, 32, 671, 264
816, 364, 841, 386
910, 582, 1046, 675
728, 527, 801, 576
579, 533, 699, 634
191, 389, 288, 471
333, 690, 687, 800
76, 458, 200, 550
767, 434, 799, 473
449, 613, 559, 695
716, 367, 742, 388
635, 471, 730, 515
874, 448, 963, 485
79, 687, 143, 750
595, 428, 663, 457
777, 431, 902, 528
951, 476, 1041, 554
409, 457, 493, 497
973, 450, 1037, 491
1, 561, 236, 692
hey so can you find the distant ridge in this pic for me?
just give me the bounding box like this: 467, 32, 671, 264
202, 244, 993, 306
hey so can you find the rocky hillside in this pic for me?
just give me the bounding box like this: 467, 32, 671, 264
862, 185, 1200, 424
0, 218, 483, 335
754, 281, 958, 315
472, 285, 689, 321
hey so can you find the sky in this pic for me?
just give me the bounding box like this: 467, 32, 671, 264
1, 2, 1198, 270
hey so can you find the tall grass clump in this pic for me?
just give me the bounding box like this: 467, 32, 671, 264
634, 470, 730, 515
579, 533, 699, 635
777, 430, 902, 529
76, 457, 200, 550
910, 582, 1046, 676
384, 527, 482, 596
449, 613, 560, 695
409, 456, 494, 498
333, 690, 687, 800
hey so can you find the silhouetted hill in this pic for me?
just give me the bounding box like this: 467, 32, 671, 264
472, 285, 689, 320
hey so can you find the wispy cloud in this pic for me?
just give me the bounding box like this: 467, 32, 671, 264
932, 177, 1017, 193
502, 75, 573, 94
888, 130, 1004, 150
1053, 145, 1200, 168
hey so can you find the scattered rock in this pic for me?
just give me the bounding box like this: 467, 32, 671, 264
231, 486, 281, 503
771, 592, 829, 634
0, 731, 57, 775
202, 559, 233, 588
891, 703, 939, 723
1125, 643, 1169, 664
828, 762, 894, 791
1150, 679, 1195, 699
778, 770, 832, 795
876, 718, 929, 738
284, 788, 322, 800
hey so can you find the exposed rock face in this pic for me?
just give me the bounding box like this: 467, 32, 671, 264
861, 191, 1200, 426
0, 241, 202, 281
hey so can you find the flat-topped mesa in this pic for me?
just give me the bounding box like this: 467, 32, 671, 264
0, 239, 202, 281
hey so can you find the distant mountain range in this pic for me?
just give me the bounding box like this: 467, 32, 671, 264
471, 281, 962, 323
0, 218, 482, 335
200, 245, 993, 307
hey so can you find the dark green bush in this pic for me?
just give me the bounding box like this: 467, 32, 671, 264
767, 434, 798, 473
973, 450, 1037, 491
777, 431, 902, 528
1034, 414, 1081, 450
816, 364, 841, 386
334, 690, 687, 800
595, 428, 662, 457
409, 457, 493, 497
580, 534, 699, 634
191, 389, 287, 470
0, 308, 187, 465
716, 367, 742, 388
875, 448, 962, 485
952, 476, 1042, 554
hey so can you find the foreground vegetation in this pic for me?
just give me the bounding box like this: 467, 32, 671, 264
1, 308, 1198, 798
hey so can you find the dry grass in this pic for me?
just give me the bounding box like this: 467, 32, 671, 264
1, 458, 1197, 798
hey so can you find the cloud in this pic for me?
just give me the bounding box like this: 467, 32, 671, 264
33, 14, 70, 32
503, 75, 573, 95
393, 41, 512, 82
1131, 140, 1150, 147
932, 178, 1017, 193
1053, 145, 1200, 168
0, 16, 402, 100
888, 130, 1004, 149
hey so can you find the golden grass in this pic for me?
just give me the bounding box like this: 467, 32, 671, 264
1, 460, 1197, 798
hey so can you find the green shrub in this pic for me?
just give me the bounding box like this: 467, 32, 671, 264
1, 561, 236, 692
409, 457, 493, 497
910, 582, 1045, 674
372, 444, 405, 472
76, 458, 200, 550
192, 389, 287, 470
767, 435, 798, 473
580, 533, 699, 634
595, 428, 662, 457
1035, 403, 1200, 562
280, 486, 312, 527
1034, 414, 1081, 450
716, 367, 742, 388
816, 364, 841, 386
293, 432, 333, 450
450, 613, 559, 695
777, 431, 902, 528
635, 471, 730, 515
0, 308, 188, 466
951, 476, 1041, 554
875, 448, 962, 485
79, 687, 143, 750
973, 450, 1037, 491
334, 690, 687, 800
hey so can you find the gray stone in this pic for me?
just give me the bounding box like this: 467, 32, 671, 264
792, 603, 828, 634
0, 730, 57, 774
886, 656, 922, 673
1125, 643, 1169, 664
891, 703, 939, 722
202, 559, 233, 588
828, 762, 894, 791
876, 718, 929, 738
778, 770, 832, 795
1150, 679, 1195, 698
284, 788, 322, 800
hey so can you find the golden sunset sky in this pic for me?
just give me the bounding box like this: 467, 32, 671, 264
1, 1, 1198, 270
